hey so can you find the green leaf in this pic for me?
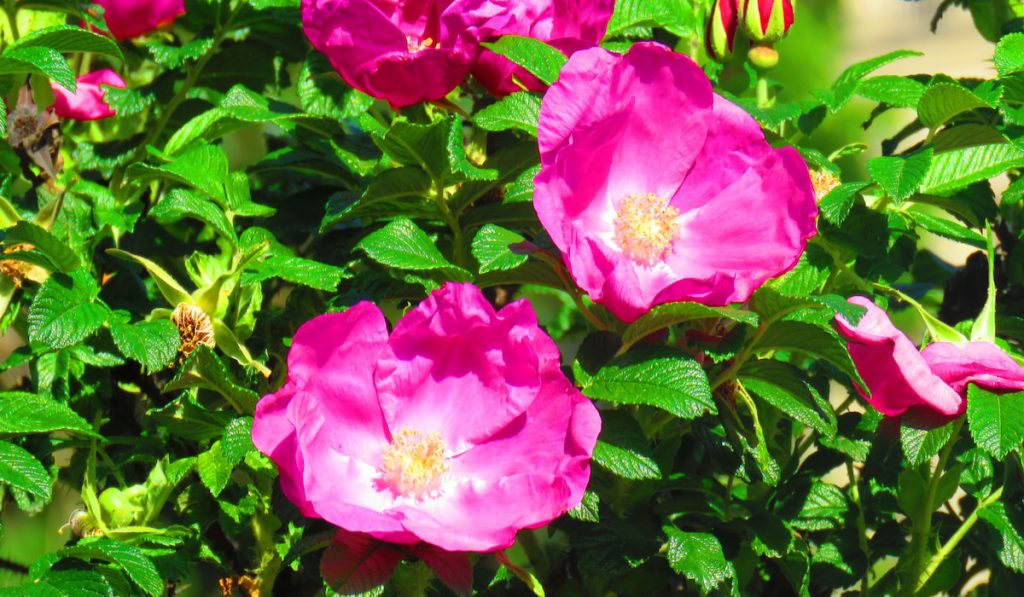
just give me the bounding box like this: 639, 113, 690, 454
754, 320, 863, 386
568, 491, 600, 523
375, 120, 449, 183
867, 149, 932, 202
900, 410, 957, 466
0, 392, 94, 436
2, 221, 80, 272
481, 36, 567, 86
979, 502, 1024, 572
995, 32, 1024, 76
11, 25, 124, 62
741, 362, 836, 438
825, 50, 922, 112
856, 75, 927, 108
106, 248, 192, 307
242, 254, 345, 291
909, 210, 986, 248
606, 0, 695, 37
164, 346, 260, 414
967, 385, 1024, 460
918, 83, 989, 129
28, 270, 109, 349
150, 189, 237, 244
474, 92, 541, 136
819, 182, 867, 226
920, 143, 1024, 195
126, 144, 229, 203
222, 417, 255, 465
663, 527, 734, 593
356, 218, 469, 279
592, 411, 661, 481
0, 440, 50, 499
471, 224, 528, 274
197, 441, 232, 497
932, 124, 1007, 153
298, 52, 373, 121
323, 168, 435, 227
108, 317, 179, 372
50, 538, 163, 597
791, 482, 847, 531
620, 302, 758, 353
0, 46, 75, 91
582, 351, 715, 419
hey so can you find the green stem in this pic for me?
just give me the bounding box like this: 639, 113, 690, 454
518, 529, 549, 580
535, 251, 608, 331
901, 418, 963, 595
915, 484, 1004, 593
847, 461, 871, 596
756, 75, 770, 109
709, 303, 809, 392
3, 0, 18, 42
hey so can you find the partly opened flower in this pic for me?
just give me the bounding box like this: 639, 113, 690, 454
835, 296, 1024, 417
469, 0, 615, 96
252, 283, 600, 552
50, 69, 126, 121
534, 42, 818, 322
302, 0, 492, 108
96, 0, 185, 40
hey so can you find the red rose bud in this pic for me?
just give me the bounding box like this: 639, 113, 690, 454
743, 0, 794, 43
706, 0, 741, 61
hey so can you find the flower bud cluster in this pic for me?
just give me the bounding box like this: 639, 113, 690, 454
707, 0, 795, 62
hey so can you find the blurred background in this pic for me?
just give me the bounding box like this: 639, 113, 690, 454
0, 0, 1003, 593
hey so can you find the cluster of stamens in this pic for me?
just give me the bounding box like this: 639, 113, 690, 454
406, 35, 438, 53
612, 193, 681, 266
379, 428, 448, 498
172, 302, 216, 357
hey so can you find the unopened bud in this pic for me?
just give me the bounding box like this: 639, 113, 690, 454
743, 0, 795, 43
707, 0, 741, 61
747, 45, 780, 71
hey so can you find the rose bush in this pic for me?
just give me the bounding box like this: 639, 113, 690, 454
2, 1, 1024, 596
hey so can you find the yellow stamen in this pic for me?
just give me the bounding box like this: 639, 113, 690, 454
406, 36, 437, 53
613, 193, 681, 266
379, 428, 448, 498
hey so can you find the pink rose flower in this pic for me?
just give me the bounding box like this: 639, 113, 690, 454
468, 0, 615, 96
50, 69, 126, 121
835, 296, 1024, 417
534, 42, 818, 322
251, 283, 600, 552
96, 0, 185, 40
302, 0, 494, 108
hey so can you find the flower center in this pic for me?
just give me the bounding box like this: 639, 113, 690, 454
406, 36, 438, 53
379, 428, 448, 498
612, 193, 681, 266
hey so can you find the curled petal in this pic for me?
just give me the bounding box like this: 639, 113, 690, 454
922, 341, 1024, 396
51, 69, 126, 121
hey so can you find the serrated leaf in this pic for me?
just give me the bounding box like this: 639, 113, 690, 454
356, 218, 468, 279
791, 482, 847, 531
0, 392, 94, 436
909, 210, 986, 248
620, 302, 758, 353
222, 417, 255, 465
242, 254, 345, 291
0, 440, 50, 499
754, 320, 862, 386
663, 528, 734, 593
996, 32, 1024, 76
474, 92, 541, 136
979, 502, 1024, 572
867, 149, 932, 202
49, 538, 163, 597
967, 385, 1024, 460
2, 220, 79, 272
126, 144, 229, 203
920, 143, 1024, 195
857, 75, 927, 108
826, 50, 922, 112
918, 83, 989, 129
321, 531, 403, 595
11, 25, 124, 62
819, 182, 867, 226
568, 491, 600, 523
108, 317, 179, 372
471, 224, 528, 274
28, 270, 109, 349
0, 46, 75, 91
741, 364, 836, 438
900, 409, 957, 466
375, 120, 449, 183
582, 351, 714, 419
481, 36, 567, 86
197, 441, 232, 497
150, 189, 237, 244
164, 346, 260, 413
592, 411, 661, 480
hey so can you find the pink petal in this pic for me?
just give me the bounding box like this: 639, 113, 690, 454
835, 297, 962, 416
374, 283, 561, 454
51, 69, 126, 121
96, 0, 184, 40
922, 341, 1024, 396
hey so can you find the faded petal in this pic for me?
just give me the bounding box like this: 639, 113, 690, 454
835, 297, 962, 416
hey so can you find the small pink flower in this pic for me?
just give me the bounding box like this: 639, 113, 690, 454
252, 283, 600, 552
534, 42, 818, 322
302, 0, 493, 108
96, 0, 185, 40
50, 69, 126, 121
835, 296, 1024, 417
468, 0, 615, 96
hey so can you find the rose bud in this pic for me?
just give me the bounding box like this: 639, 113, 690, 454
743, 0, 795, 44
706, 0, 741, 61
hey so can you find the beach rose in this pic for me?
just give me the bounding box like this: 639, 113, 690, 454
302, 0, 494, 108
96, 0, 185, 40
50, 70, 126, 121
835, 297, 1024, 417
468, 0, 615, 96
252, 283, 600, 552
534, 42, 818, 322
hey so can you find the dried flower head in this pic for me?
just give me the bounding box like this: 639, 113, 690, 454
810, 169, 841, 201
172, 302, 215, 356
0, 243, 49, 288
